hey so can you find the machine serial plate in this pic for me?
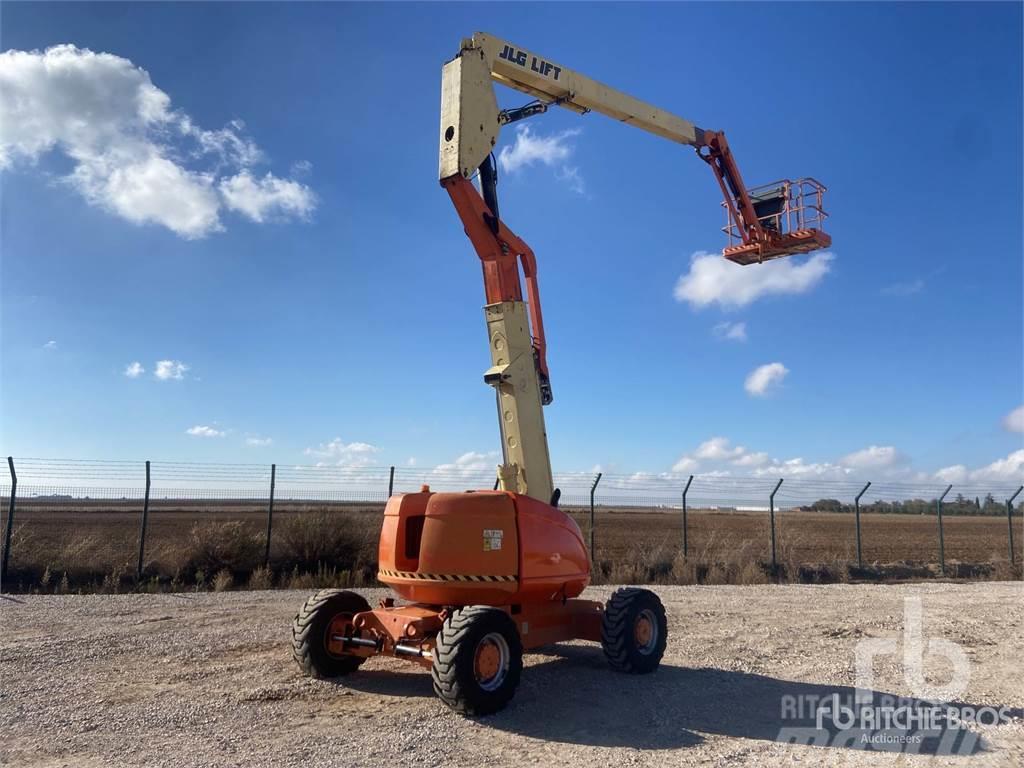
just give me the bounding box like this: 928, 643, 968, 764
483, 529, 504, 551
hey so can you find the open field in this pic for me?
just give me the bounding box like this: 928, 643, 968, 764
2, 503, 1021, 591
2, 583, 1022, 767
572, 508, 1021, 568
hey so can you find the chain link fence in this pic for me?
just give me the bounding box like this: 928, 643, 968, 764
1, 457, 1020, 592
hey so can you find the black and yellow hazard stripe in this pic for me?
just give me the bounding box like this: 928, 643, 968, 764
378, 569, 517, 583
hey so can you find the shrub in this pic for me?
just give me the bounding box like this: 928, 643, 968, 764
248, 566, 274, 590
212, 569, 234, 592
283, 562, 374, 590
274, 510, 369, 572
184, 521, 262, 577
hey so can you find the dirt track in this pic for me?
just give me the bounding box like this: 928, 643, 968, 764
2, 583, 1022, 767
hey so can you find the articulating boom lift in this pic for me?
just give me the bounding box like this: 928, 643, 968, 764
293, 33, 831, 716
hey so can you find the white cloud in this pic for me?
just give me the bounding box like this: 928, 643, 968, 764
840, 445, 905, 470
433, 451, 500, 476
186, 425, 224, 438
671, 456, 698, 473
618, 468, 675, 487
219, 170, 316, 223
733, 451, 769, 468
934, 464, 968, 484
498, 125, 577, 171
694, 437, 745, 461
713, 321, 747, 342
745, 362, 788, 397
556, 165, 586, 195
124, 361, 144, 378
154, 360, 189, 380
188, 117, 263, 168
935, 451, 1024, 484
0, 44, 315, 238
671, 436, 875, 479
498, 125, 585, 194
42, 340, 57, 349
246, 436, 273, 447
881, 278, 925, 296
673, 438, 772, 474
752, 457, 848, 479
1003, 405, 1024, 434
968, 449, 1024, 484
674, 251, 833, 309
671, 434, 1022, 486
70, 153, 221, 238
305, 437, 380, 467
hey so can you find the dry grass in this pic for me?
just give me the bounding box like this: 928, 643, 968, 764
247, 566, 274, 590
1, 504, 1020, 593
586, 508, 1022, 586
0, 507, 383, 593
593, 535, 771, 586
183, 521, 263, 579
272, 510, 374, 572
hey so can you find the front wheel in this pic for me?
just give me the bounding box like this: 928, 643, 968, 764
292, 589, 371, 678
601, 587, 668, 673
431, 606, 523, 716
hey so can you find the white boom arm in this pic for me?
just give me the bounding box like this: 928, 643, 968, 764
441, 32, 705, 181
439, 33, 829, 505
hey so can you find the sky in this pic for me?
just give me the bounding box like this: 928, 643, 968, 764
1, 2, 1022, 490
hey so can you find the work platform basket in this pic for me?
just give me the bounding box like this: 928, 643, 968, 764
723, 178, 830, 265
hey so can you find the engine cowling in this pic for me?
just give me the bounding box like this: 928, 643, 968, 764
377, 488, 590, 605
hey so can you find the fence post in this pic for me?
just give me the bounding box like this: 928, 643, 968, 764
589, 472, 603, 563
682, 475, 693, 558
2, 457, 17, 588
1003, 487, 1019, 565
937, 484, 952, 576
387, 466, 395, 499
854, 481, 871, 568
769, 478, 783, 577
136, 460, 151, 581
264, 464, 276, 567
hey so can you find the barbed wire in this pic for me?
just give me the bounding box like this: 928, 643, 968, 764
0, 456, 1019, 510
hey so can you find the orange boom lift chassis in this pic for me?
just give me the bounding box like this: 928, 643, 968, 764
292, 33, 830, 716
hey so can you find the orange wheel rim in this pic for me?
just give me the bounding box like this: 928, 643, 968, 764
474, 639, 501, 682
633, 608, 659, 655
634, 615, 654, 648
326, 612, 356, 658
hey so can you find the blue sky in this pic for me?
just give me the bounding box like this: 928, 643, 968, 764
1, 2, 1022, 486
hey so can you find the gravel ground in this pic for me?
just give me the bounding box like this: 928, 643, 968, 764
2, 583, 1022, 768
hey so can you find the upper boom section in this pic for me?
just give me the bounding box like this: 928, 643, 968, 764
476, 32, 704, 146
438, 32, 832, 266
440, 32, 705, 181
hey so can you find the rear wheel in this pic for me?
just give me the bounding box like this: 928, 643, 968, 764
292, 589, 371, 678
431, 606, 523, 715
601, 587, 667, 673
